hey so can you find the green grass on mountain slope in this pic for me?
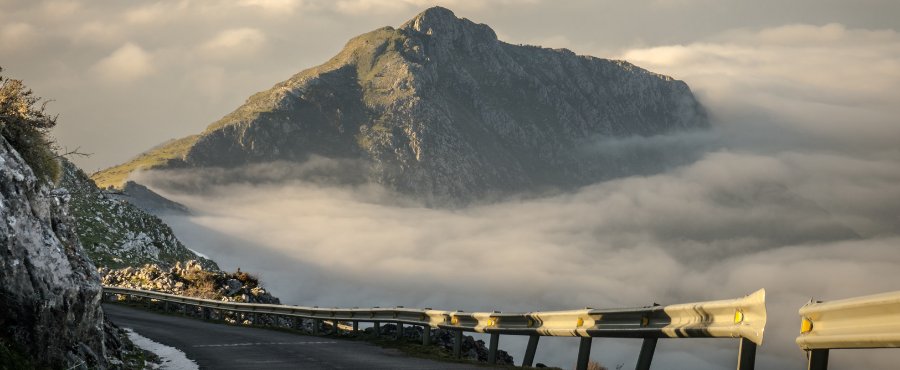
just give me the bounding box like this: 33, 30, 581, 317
63, 160, 217, 270
91, 135, 198, 189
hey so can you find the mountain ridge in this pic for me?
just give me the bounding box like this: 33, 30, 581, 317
93, 6, 708, 205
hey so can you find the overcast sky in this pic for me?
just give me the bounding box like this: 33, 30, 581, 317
4, 2, 900, 369
1, 0, 898, 171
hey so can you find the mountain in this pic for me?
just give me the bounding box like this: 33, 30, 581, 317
0, 137, 148, 368
60, 160, 217, 269
108, 180, 191, 215
93, 6, 708, 204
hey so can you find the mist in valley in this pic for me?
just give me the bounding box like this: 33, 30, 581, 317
130, 23, 900, 370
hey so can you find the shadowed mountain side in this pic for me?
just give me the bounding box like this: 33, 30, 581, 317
107, 181, 190, 215
93, 6, 708, 206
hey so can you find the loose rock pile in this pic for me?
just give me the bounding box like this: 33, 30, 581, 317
100, 260, 279, 304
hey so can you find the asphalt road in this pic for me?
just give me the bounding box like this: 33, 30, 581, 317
104, 304, 498, 370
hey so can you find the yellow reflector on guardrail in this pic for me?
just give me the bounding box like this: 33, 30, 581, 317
734, 309, 744, 324
800, 317, 813, 334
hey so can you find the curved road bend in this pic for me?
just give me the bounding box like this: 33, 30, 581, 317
104, 304, 501, 370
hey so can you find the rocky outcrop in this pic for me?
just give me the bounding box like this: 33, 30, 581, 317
60, 160, 217, 270
93, 6, 708, 205
100, 260, 279, 304
0, 136, 142, 368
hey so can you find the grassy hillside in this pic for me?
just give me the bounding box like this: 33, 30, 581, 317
63, 159, 217, 269
91, 135, 198, 188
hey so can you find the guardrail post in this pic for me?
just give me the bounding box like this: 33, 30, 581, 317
163, 301, 169, 313
807, 349, 828, 370
422, 325, 431, 346
453, 330, 462, 358
332, 320, 340, 335
635, 337, 658, 370
396, 322, 404, 341
352, 321, 359, 334
737, 337, 757, 370
488, 333, 500, 364
373, 322, 380, 337
313, 319, 321, 335
575, 337, 592, 370
523, 335, 540, 367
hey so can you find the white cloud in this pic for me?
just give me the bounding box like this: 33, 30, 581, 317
238, 0, 305, 14
72, 21, 122, 46
330, 0, 539, 16
199, 28, 267, 60
38, 0, 82, 20
141, 148, 899, 369
92, 42, 154, 83
124, 2, 189, 24
618, 23, 900, 153
0, 22, 39, 53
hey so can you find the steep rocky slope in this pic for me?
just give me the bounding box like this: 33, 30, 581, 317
0, 137, 145, 368
60, 159, 217, 270
94, 6, 708, 204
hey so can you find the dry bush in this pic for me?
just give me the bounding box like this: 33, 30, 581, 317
183, 276, 220, 300
181, 270, 223, 299
232, 269, 259, 288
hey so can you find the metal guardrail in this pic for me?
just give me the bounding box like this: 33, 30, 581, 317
797, 290, 900, 370
103, 286, 766, 370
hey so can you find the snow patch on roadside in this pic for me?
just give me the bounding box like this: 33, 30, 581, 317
123, 328, 199, 370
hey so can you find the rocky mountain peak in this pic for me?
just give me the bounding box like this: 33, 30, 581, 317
94, 7, 709, 206
400, 6, 497, 42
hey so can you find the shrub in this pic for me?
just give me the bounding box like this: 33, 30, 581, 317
233, 269, 259, 288
0, 67, 60, 183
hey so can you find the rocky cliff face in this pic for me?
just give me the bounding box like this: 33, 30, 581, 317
94, 7, 708, 205
0, 137, 125, 368
60, 160, 217, 270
